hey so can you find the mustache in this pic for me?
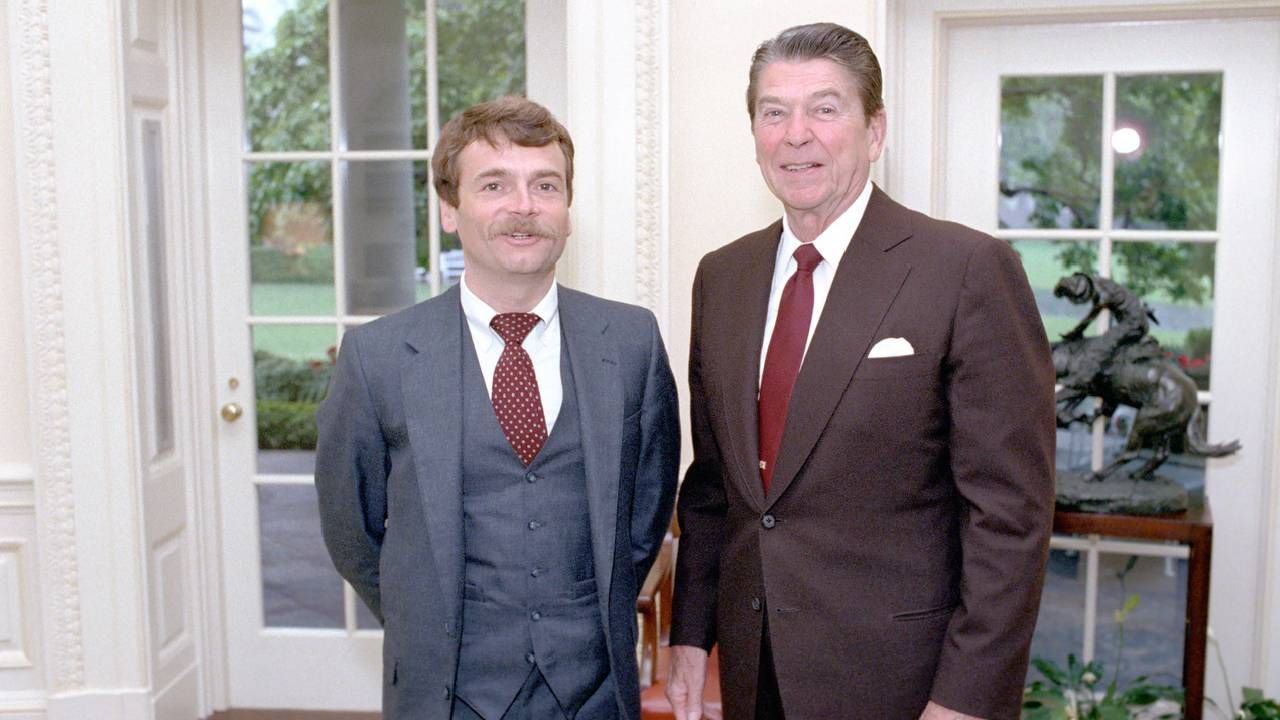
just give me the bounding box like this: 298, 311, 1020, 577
489, 220, 559, 240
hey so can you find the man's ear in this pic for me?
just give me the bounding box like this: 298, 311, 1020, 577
867, 108, 888, 163
440, 200, 459, 233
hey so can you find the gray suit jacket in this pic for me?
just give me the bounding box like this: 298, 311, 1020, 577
315, 284, 680, 720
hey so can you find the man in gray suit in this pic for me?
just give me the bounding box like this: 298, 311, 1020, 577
315, 96, 679, 720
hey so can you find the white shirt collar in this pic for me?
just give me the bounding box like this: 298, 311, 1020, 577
459, 274, 559, 350
778, 180, 874, 265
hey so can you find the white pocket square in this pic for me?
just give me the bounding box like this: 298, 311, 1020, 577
867, 337, 914, 359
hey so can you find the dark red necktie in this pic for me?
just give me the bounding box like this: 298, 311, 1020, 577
758, 243, 823, 494
490, 313, 547, 466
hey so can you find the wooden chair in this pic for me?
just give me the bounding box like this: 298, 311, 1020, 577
636, 529, 676, 687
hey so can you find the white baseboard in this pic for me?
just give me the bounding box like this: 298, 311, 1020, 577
45, 688, 149, 720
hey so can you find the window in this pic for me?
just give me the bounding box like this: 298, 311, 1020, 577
1000, 71, 1222, 686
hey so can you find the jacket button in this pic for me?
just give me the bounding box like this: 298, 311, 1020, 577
761, 514, 776, 529
751, 597, 761, 612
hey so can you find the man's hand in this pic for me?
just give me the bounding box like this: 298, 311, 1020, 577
666, 644, 709, 720
918, 700, 985, 720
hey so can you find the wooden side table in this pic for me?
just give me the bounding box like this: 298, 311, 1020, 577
1053, 504, 1213, 720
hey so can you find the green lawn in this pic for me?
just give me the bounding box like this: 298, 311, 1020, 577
252, 282, 335, 316
250, 282, 436, 360
254, 325, 337, 362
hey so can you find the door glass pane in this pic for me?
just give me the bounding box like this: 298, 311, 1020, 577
341, 161, 429, 314
1093, 554, 1186, 689
1112, 240, 1213, 391
437, 0, 526, 125
254, 325, 336, 475
242, 0, 331, 152
356, 597, 381, 630
1101, 404, 1209, 504
249, 161, 335, 316
337, 0, 427, 151
440, 230, 464, 292
1027, 548, 1087, 682
141, 119, 176, 457
258, 483, 345, 628
999, 75, 1103, 229
1114, 74, 1222, 231
1009, 239, 1099, 341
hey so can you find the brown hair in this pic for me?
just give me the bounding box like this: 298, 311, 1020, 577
746, 22, 883, 122
431, 96, 575, 207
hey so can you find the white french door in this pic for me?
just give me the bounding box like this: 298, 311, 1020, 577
201, 0, 544, 709
122, 0, 206, 716
913, 10, 1280, 711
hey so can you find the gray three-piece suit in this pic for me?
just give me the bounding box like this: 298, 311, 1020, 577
315, 285, 679, 720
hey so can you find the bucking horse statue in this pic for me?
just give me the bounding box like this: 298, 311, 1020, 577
1051, 272, 1240, 482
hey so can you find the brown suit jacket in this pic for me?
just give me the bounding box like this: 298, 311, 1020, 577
670, 187, 1056, 720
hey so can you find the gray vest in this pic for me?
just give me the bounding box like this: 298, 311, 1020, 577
455, 334, 610, 719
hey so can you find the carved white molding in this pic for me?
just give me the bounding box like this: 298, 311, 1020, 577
15, 0, 86, 691
633, 0, 667, 323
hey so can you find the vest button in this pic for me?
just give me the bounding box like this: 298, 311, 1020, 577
526, 472, 538, 483
528, 520, 542, 531
526, 651, 536, 665
531, 610, 542, 622
761, 514, 776, 529
751, 597, 761, 612
441, 686, 451, 700
530, 567, 542, 577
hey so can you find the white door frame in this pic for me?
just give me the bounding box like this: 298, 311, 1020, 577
887, 0, 1280, 703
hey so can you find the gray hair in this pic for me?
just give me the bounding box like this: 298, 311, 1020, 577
746, 22, 883, 122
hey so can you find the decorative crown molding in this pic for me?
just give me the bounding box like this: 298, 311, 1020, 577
15, 0, 86, 690
633, 0, 666, 323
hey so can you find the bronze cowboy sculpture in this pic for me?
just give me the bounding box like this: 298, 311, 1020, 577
1051, 273, 1239, 513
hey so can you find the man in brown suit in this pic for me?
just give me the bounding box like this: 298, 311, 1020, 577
666, 23, 1056, 720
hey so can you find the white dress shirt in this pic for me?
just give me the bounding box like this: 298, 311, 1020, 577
759, 181, 873, 384
459, 276, 563, 432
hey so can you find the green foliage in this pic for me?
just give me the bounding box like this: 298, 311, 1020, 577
1184, 328, 1212, 360
436, 0, 526, 125
254, 348, 332, 451
250, 244, 334, 284
1024, 595, 1183, 719
1001, 75, 1103, 229
1113, 74, 1221, 232
256, 399, 320, 450
243, 0, 525, 269
1022, 654, 1182, 720
255, 349, 332, 403
1239, 687, 1280, 720
1113, 242, 1214, 305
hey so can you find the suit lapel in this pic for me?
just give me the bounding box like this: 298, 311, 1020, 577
718, 223, 782, 511
766, 188, 914, 503
558, 287, 621, 622
401, 287, 465, 626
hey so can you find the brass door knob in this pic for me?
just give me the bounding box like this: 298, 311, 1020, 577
220, 402, 244, 422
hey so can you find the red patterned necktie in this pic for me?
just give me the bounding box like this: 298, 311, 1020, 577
490, 313, 547, 466
758, 243, 823, 494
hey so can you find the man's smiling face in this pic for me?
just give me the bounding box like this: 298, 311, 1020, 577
440, 138, 571, 290
751, 58, 886, 224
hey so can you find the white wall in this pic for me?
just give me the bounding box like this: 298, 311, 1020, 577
0, 0, 33, 471
666, 1, 879, 462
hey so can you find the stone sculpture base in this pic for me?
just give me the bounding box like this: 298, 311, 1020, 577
1055, 470, 1188, 515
